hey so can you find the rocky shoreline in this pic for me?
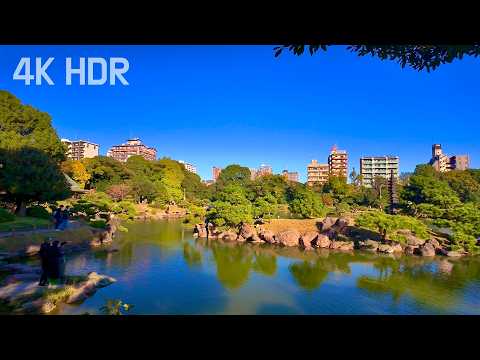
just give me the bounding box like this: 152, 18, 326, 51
0, 263, 116, 314
194, 217, 467, 258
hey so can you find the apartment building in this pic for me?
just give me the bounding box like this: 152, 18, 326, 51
212, 167, 222, 181
360, 156, 399, 187
250, 164, 273, 180
307, 160, 329, 186
179, 160, 197, 174
328, 145, 348, 178
61, 139, 99, 160
430, 144, 470, 172
282, 170, 299, 182
106, 138, 157, 162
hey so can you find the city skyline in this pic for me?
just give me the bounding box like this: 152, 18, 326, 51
1, 45, 479, 181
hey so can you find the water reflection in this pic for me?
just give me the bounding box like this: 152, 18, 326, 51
63, 220, 480, 314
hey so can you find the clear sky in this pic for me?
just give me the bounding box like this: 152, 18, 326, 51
0, 45, 478, 182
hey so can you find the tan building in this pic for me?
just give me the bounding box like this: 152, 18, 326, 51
61, 139, 99, 160
107, 138, 157, 162
282, 170, 299, 182
328, 145, 348, 178
250, 164, 273, 180
212, 167, 222, 182
430, 144, 470, 172
307, 160, 329, 186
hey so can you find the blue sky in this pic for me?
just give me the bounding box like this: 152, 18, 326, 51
0, 45, 478, 182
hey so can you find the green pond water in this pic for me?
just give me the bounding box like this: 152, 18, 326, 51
57, 219, 480, 315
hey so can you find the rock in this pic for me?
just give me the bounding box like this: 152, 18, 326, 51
258, 230, 276, 244
330, 241, 354, 251
194, 223, 207, 238
427, 238, 441, 249
334, 218, 350, 231
239, 223, 256, 240
0, 263, 40, 274
25, 245, 40, 256
436, 248, 449, 256
21, 298, 56, 314
377, 244, 394, 254
324, 229, 338, 240
249, 234, 263, 243
419, 243, 436, 257
275, 230, 301, 247
219, 231, 237, 242
321, 217, 338, 232
404, 245, 416, 256
392, 243, 403, 253
406, 235, 426, 247
446, 251, 464, 257
312, 234, 331, 249
358, 239, 379, 252
66, 272, 116, 304
299, 231, 319, 250
236, 235, 246, 242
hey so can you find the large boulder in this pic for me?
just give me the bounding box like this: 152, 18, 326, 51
406, 235, 426, 247
236, 235, 247, 242
312, 234, 331, 249
299, 231, 319, 250
276, 230, 301, 247
258, 230, 276, 244
358, 239, 379, 252
194, 223, 207, 238
426, 238, 441, 249
404, 245, 416, 256
377, 244, 394, 254
330, 241, 354, 251
320, 217, 338, 232
419, 243, 436, 257
219, 231, 237, 242
239, 223, 256, 240
249, 234, 264, 243
66, 272, 116, 304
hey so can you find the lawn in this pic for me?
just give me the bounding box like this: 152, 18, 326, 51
263, 218, 323, 234
0, 216, 53, 232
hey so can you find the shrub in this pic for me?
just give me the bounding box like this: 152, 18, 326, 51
0, 208, 15, 223
89, 219, 107, 229
26, 205, 51, 219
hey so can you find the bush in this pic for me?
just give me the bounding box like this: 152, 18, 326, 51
0, 208, 15, 223
26, 205, 51, 219
89, 219, 107, 229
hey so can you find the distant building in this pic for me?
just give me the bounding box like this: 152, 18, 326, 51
250, 164, 272, 180
61, 139, 99, 160
429, 144, 469, 172
282, 170, 299, 182
307, 160, 329, 186
179, 160, 197, 174
212, 167, 222, 181
328, 145, 348, 178
107, 138, 157, 162
360, 156, 399, 187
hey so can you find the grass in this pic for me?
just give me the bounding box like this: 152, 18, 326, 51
263, 218, 323, 234
0, 216, 52, 232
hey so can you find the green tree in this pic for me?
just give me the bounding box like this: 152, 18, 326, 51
274, 45, 480, 72
129, 176, 157, 203
0, 148, 70, 215
287, 185, 326, 218
216, 164, 251, 188
0, 91, 66, 162
82, 156, 133, 191
208, 184, 253, 228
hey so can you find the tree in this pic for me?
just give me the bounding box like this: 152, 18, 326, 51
216, 164, 251, 188
0, 90, 66, 162
287, 185, 326, 218
207, 184, 253, 228
61, 160, 91, 188
441, 170, 480, 204
322, 176, 352, 204
82, 156, 133, 191
129, 176, 157, 203
273, 45, 480, 72
181, 170, 210, 201
0, 148, 70, 215
253, 193, 277, 220
106, 183, 131, 202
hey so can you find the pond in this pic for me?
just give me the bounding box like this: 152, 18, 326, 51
56, 219, 480, 315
